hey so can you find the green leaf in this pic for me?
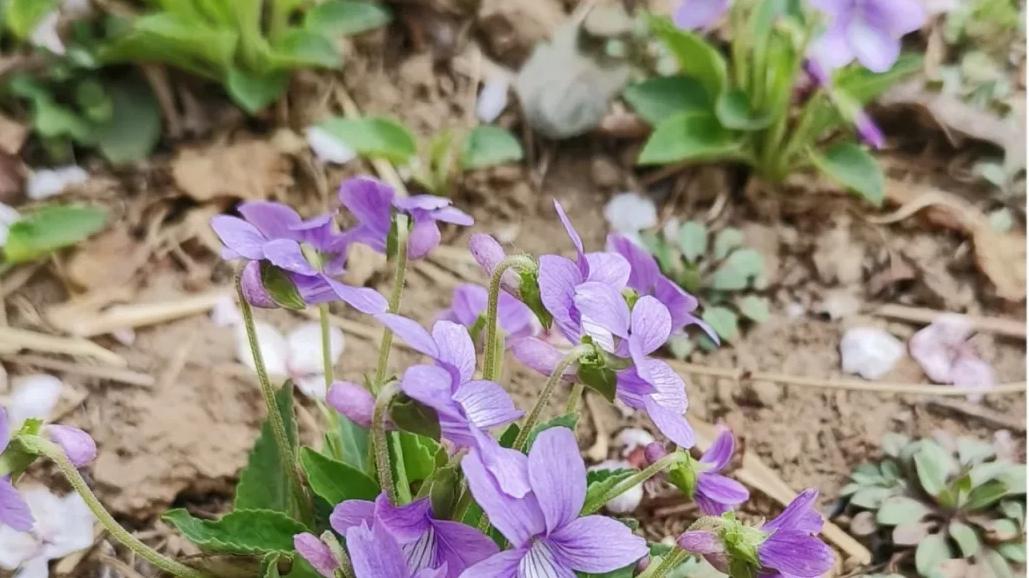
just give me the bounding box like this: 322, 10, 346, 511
100, 13, 237, 79
234, 383, 297, 513
957, 437, 995, 466
965, 480, 1009, 510
399, 433, 441, 483
709, 249, 763, 291
162, 509, 306, 555
980, 548, 1015, 578
638, 112, 741, 166
4, 205, 107, 265
810, 143, 884, 205
998, 541, 1026, 563
737, 296, 770, 323
948, 521, 980, 558
333, 415, 370, 474
835, 53, 924, 104
527, 415, 579, 449
1000, 500, 1024, 526
428, 463, 461, 519
715, 89, 772, 131
5, 0, 58, 39
701, 306, 738, 342
304, 0, 393, 36
95, 77, 161, 164
461, 126, 524, 170
882, 433, 910, 457
29, 94, 93, 143
260, 263, 307, 310
850, 486, 894, 509
75, 80, 113, 123
389, 395, 441, 440
712, 228, 743, 260
915, 533, 953, 576
271, 30, 342, 70
226, 68, 290, 115
623, 76, 710, 126
677, 221, 707, 263
583, 468, 636, 514
649, 16, 727, 99
577, 358, 618, 402
876, 496, 930, 526
299, 447, 378, 504
317, 117, 416, 163
914, 442, 952, 497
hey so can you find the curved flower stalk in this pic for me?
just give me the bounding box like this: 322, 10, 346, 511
459, 427, 649, 577
212, 201, 387, 314
439, 283, 538, 343
648, 428, 750, 515
677, 489, 835, 577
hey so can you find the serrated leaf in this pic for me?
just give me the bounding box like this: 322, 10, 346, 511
710, 248, 763, 291
999, 500, 1024, 526
876, 496, 930, 526
163, 509, 307, 555
317, 117, 416, 163
299, 447, 378, 505
4, 205, 108, 265
235, 383, 297, 513
638, 112, 741, 166
399, 432, 441, 483
701, 306, 738, 342
810, 143, 884, 206
460, 125, 523, 170
94, 76, 162, 164
330, 414, 370, 475
712, 228, 743, 260
915, 533, 953, 576
623, 75, 710, 126
983, 519, 1020, 542
304, 0, 392, 36
677, 221, 707, 263
527, 415, 579, 449
648, 16, 727, 98
948, 521, 980, 558
270, 29, 342, 69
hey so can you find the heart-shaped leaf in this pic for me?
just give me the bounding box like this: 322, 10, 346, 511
638, 112, 741, 166
234, 383, 298, 513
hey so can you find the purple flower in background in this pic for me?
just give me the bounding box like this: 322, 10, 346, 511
607, 235, 716, 340
339, 177, 473, 260
809, 0, 926, 73
439, 284, 537, 341
375, 314, 529, 496
211, 201, 387, 314
294, 533, 340, 578
674, 0, 730, 30
802, 59, 887, 150
854, 110, 885, 149
326, 381, 376, 428
346, 521, 447, 578
0, 408, 32, 532
459, 427, 648, 578
332, 494, 497, 578
693, 428, 749, 515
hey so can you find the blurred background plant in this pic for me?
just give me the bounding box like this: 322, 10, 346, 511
839, 432, 1026, 577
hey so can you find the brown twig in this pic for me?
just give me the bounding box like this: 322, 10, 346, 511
925, 398, 1027, 432
2, 354, 154, 387
0, 326, 126, 366
870, 304, 1025, 340
48, 290, 228, 338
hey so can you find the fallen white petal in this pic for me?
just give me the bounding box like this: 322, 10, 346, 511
0, 486, 95, 572
236, 321, 288, 377
615, 427, 655, 457
29, 11, 64, 55
42, 492, 94, 559
210, 295, 242, 327
0, 524, 36, 570
476, 77, 510, 123
840, 327, 904, 380
0, 203, 20, 248
8, 374, 63, 430
305, 126, 356, 165
603, 192, 658, 235
26, 165, 89, 200
286, 322, 344, 378
295, 374, 328, 401
909, 314, 975, 384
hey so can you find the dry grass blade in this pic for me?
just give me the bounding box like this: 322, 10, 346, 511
2, 353, 155, 387
871, 304, 1025, 339
48, 290, 228, 337
0, 326, 126, 366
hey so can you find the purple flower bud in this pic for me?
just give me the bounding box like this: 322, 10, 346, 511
644, 442, 669, 465
294, 532, 339, 578
240, 261, 278, 309
469, 233, 506, 277
855, 111, 885, 150
327, 382, 375, 428
803, 59, 829, 88
45, 425, 97, 467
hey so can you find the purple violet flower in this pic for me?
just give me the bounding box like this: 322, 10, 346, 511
693, 428, 749, 515
326, 381, 376, 428
459, 427, 649, 578
294, 533, 340, 578
802, 58, 888, 151
854, 110, 886, 149
439, 283, 537, 341
677, 489, 835, 578
339, 177, 473, 260
674, 0, 730, 30
0, 408, 32, 532
346, 520, 448, 578
211, 201, 387, 314
607, 234, 716, 341
332, 493, 497, 577
375, 314, 530, 496
808, 0, 926, 73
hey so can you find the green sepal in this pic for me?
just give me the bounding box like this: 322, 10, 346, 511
389, 394, 441, 440
519, 268, 552, 330
260, 262, 306, 310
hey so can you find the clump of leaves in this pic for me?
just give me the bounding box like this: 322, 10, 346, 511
101, 0, 392, 114
841, 433, 1026, 577
642, 221, 768, 348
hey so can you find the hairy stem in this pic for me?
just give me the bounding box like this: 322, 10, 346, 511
482, 255, 536, 381
513, 345, 590, 451
581, 452, 685, 515
31, 437, 210, 578
235, 274, 312, 523
640, 549, 692, 578
564, 382, 586, 415
319, 304, 335, 388
374, 215, 410, 389
372, 382, 400, 504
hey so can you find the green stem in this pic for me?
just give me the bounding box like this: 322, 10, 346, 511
319, 304, 335, 388
581, 452, 686, 515
372, 382, 400, 504
374, 215, 410, 389
31, 437, 210, 578
512, 345, 590, 451
564, 382, 586, 415
235, 274, 312, 523
639, 549, 692, 578
482, 255, 536, 381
